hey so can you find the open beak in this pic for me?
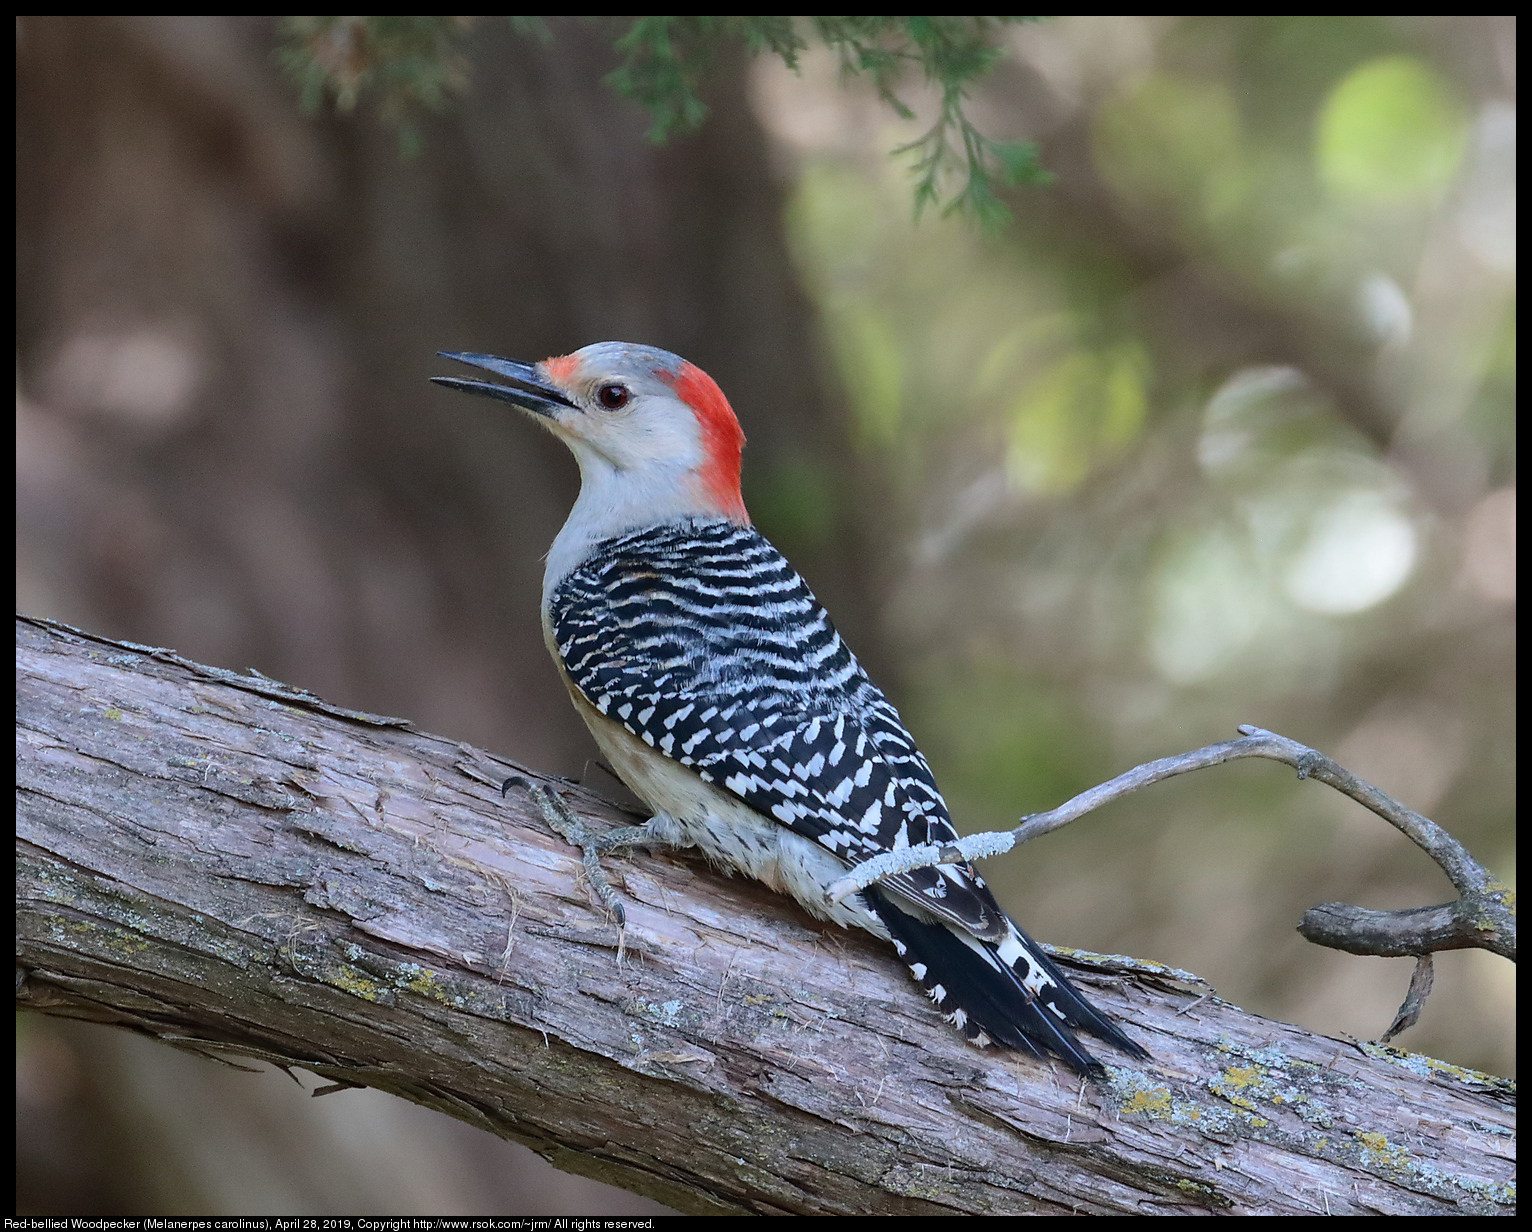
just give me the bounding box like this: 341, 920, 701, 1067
431, 351, 577, 417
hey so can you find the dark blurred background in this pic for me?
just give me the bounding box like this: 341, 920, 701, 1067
16, 15, 1514, 1215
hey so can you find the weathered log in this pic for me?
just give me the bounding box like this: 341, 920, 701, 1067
16, 616, 1515, 1214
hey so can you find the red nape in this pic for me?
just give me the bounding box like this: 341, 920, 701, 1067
660, 361, 749, 523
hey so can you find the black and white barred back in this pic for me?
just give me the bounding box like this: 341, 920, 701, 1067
550, 516, 1145, 1075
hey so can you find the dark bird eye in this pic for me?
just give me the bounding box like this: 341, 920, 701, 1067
597, 384, 630, 410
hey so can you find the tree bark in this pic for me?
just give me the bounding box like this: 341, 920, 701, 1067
16, 616, 1514, 1215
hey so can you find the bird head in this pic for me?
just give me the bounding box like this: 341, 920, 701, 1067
433, 342, 748, 524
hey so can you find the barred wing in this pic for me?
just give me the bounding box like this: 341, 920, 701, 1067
550, 518, 1010, 940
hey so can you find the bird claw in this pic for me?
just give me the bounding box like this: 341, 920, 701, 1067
518, 782, 655, 937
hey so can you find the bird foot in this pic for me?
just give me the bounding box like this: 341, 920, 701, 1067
505, 776, 661, 934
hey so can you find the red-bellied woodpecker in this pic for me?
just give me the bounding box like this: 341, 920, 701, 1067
433, 342, 1147, 1078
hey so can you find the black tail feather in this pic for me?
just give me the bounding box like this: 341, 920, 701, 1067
1021, 931, 1150, 1062
865, 889, 1147, 1079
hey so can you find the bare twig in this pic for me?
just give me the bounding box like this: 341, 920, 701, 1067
827, 726, 1514, 978
1380, 954, 1435, 1044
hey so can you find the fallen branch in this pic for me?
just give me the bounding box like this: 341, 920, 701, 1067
15, 616, 1514, 1215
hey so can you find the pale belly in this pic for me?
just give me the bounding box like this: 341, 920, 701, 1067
572, 688, 890, 940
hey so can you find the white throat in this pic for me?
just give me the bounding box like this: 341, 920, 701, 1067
541, 439, 717, 609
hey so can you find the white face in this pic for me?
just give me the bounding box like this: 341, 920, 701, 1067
535, 343, 706, 479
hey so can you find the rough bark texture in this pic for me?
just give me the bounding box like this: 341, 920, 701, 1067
16, 616, 1515, 1215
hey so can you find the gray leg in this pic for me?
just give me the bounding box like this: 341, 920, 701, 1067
513, 779, 672, 928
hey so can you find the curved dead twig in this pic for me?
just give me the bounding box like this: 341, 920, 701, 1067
827, 725, 1513, 1034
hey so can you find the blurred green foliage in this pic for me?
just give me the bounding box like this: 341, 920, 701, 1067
278, 16, 475, 157
1003, 340, 1149, 495
277, 16, 1046, 220
605, 16, 803, 141
1317, 56, 1470, 204
910, 656, 1109, 824
742, 460, 838, 556
1094, 74, 1253, 246
778, 17, 1513, 927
